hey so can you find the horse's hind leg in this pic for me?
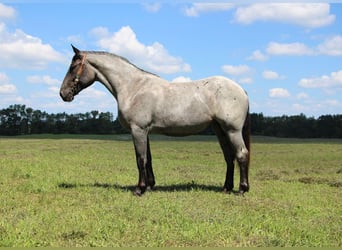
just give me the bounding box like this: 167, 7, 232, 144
212, 121, 235, 193
146, 136, 155, 190
227, 130, 249, 194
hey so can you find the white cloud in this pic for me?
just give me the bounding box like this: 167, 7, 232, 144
222, 64, 253, 84
254, 35, 342, 58
0, 3, 16, 20
171, 76, 192, 83
89, 26, 109, 38
81, 86, 108, 99
298, 70, 342, 89
184, 3, 335, 28
90, 25, 191, 74
297, 92, 309, 100
324, 99, 339, 106
262, 70, 285, 80
292, 103, 307, 113
27, 75, 60, 86
234, 3, 335, 28
67, 35, 86, 48
184, 3, 234, 17
247, 50, 268, 61
266, 42, 314, 56
317, 35, 342, 56
294, 98, 342, 116
262, 95, 342, 117
0, 72, 10, 83
0, 23, 65, 69
0, 84, 16, 94
0, 72, 16, 94
222, 64, 251, 75
30, 86, 59, 99
142, 3, 161, 13
239, 77, 253, 84
269, 88, 290, 98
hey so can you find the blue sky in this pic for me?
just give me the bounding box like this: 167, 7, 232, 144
0, 2, 341, 117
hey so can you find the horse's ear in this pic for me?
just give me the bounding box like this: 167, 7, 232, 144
71, 44, 80, 55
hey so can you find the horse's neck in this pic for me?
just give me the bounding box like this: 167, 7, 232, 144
88, 53, 143, 100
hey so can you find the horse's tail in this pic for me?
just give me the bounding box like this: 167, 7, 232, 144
242, 108, 251, 166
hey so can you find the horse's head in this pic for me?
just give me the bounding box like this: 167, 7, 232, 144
60, 45, 96, 102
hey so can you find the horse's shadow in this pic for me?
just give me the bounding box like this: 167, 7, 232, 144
57, 181, 242, 195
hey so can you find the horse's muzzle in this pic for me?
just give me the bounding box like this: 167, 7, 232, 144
60, 90, 74, 102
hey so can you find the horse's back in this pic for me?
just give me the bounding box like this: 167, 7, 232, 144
167, 76, 247, 102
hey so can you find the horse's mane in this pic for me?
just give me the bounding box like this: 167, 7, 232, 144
86, 51, 160, 78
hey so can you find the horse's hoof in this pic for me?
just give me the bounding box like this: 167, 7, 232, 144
133, 190, 142, 196
237, 190, 245, 197
133, 186, 145, 196
223, 188, 232, 194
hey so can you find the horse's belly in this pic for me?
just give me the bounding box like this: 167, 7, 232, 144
150, 111, 212, 136
151, 122, 211, 136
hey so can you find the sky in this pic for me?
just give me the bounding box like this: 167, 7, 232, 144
0, 2, 341, 118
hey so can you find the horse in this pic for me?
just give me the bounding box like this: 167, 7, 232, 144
60, 45, 250, 196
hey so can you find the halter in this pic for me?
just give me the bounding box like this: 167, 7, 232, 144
74, 54, 87, 83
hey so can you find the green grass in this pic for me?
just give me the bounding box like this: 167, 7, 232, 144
0, 135, 341, 246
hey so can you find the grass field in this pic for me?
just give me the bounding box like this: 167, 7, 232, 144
0, 134, 341, 247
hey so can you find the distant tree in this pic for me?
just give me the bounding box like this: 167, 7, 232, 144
250, 113, 266, 135
91, 110, 99, 119
113, 117, 128, 134
316, 115, 342, 138
0, 104, 28, 135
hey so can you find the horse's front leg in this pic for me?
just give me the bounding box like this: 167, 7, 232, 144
131, 126, 149, 196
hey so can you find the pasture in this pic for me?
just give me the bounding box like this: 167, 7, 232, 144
0, 135, 341, 247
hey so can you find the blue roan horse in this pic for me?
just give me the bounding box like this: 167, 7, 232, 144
60, 45, 250, 196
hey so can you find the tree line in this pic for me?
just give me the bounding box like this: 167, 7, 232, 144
0, 104, 126, 136
250, 113, 342, 138
0, 104, 341, 138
